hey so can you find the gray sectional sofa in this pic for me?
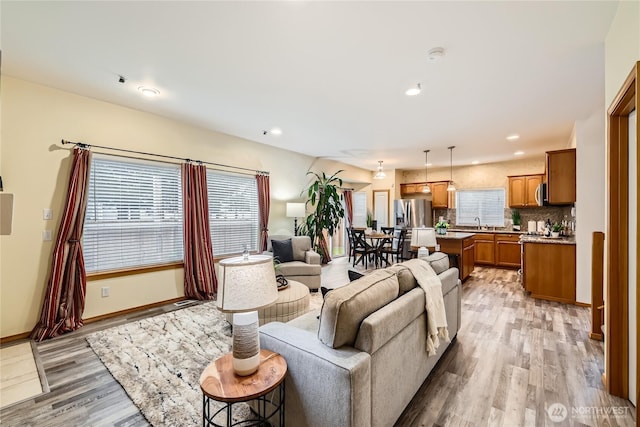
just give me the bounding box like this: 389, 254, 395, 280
259, 253, 462, 427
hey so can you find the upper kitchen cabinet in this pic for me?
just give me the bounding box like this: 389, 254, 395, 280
430, 181, 449, 209
546, 148, 576, 205
508, 174, 543, 208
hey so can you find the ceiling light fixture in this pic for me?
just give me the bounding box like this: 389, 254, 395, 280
472, 160, 480, 165
405, 83, 422, 96
422, 150, 431, 193
138, 86, 160, 97
514, 150, 525, 156
447, 146, 456, 192
506, 134, 520, 141
374, 161, 386, 180
427, 47, 446, 62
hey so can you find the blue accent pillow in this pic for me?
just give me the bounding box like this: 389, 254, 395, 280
272, 239, 294, 263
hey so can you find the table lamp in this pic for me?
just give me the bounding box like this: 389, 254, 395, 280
217, 254, 279, 376
410, 227, 437, 258
286, 202, 306, 236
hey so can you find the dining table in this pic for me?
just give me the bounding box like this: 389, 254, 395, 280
365, 232, 394, 268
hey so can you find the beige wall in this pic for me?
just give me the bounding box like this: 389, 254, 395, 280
0, 76, 371, 337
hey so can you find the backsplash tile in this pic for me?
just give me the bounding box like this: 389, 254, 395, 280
434, 206, 573, 232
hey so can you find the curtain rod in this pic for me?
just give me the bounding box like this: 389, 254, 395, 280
61, 139, 269, 175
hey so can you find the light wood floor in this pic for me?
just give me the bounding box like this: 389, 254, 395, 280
0, 259, 636, 426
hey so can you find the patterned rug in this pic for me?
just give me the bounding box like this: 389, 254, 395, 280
87, 293, 324, 426
86, 301, 247, 426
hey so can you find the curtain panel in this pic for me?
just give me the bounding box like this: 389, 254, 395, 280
182, 163, 216, 300
256, 174, 270, 252
31, 148, 91, 341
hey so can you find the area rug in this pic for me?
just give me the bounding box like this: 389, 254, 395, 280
87, 293, 324, 426
86, 301, 247, 426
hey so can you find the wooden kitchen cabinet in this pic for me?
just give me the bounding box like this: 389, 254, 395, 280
495, 234, 521, 268
474, 233, 495, 265
437, 235, 475, 282
546, 148, 576, 205
508, 174, 543, 208
430, 181, 449, 208
522, 242, 576, 304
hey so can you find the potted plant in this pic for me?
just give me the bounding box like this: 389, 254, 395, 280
299, 170, 345, 264
511, 209, 521, 231
551, 222, 562, 238
365, 210, 374, 234
435, 220, 450, 235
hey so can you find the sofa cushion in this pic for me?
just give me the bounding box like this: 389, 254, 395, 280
318, 269, 399, 348
291, 236, 312, 261
425, 252, 449, 274
385, 265, 417, 295
267, 235, 291, 252
272, 238, 294, 263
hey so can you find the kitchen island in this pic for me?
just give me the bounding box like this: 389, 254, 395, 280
520, 235, 576, 304
435, 232, 475, 282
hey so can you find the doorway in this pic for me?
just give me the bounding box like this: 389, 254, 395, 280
373, 190, 390, 231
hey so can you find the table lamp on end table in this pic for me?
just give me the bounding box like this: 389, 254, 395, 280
410, 227, 437, 258
217, 254, 279, 376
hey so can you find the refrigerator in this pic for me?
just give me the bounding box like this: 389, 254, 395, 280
394, 199, 433, 229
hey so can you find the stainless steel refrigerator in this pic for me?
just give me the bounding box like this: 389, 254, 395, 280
394, 199, 433, 229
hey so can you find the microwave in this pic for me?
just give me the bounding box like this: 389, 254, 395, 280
535, 183, 547, 206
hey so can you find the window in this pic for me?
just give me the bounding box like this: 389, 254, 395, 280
207, 171, 259, 256
83, 156, 183, 273
352, 192, 367, 227
456, 189, 505, 227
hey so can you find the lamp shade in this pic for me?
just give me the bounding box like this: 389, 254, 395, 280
410, 227, 437, 248
286, 202, 306, 218
217, 255, 279, 313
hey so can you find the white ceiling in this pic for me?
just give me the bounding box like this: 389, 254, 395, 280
1, 1, 618, 172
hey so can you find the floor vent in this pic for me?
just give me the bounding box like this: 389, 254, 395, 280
173, 300, 196, 308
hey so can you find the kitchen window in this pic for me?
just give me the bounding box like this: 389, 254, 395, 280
83, 155, 183, 273
455, 189, 505, 227
207, 171, 259, 256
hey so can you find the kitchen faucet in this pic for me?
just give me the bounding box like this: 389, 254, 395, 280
474, 217, 480, 229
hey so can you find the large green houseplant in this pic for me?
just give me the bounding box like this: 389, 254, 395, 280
299, 170, 345, 264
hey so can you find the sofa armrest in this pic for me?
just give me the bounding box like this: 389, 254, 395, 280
305, 250, 321, 265
259, 322, 371, 427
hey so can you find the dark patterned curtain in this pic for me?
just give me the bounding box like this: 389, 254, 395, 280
256, 174, 270, 252
31, 148, 91, 341
182, 163, 216, 300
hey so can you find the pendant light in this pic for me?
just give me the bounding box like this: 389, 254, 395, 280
374, 161, 386, 179
447, 146, 456, 192
422, 150, 431, 193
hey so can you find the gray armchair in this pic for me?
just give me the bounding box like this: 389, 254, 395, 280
266, 235, 321, 291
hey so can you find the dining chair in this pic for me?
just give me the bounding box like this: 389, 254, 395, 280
352, 229, 376, 268
380, 228, 407, 265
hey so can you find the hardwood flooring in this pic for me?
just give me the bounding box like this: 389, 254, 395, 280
0, 261, 636, 426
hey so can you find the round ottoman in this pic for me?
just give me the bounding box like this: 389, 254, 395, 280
259, 280, 310, 325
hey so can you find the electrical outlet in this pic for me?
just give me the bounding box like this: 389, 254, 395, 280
42, 230, 52, 241
101, 287, 110, 298
43, 209, 53, 220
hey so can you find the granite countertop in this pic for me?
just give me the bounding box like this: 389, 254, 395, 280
449, 228, 525, 235
436, 231, 475, 239
519, 235, 576, 245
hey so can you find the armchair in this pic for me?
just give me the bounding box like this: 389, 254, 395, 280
266, 235, 321, 291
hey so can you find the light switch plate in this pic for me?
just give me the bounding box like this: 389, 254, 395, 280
43, 209, 53, 220
42, 230, 52, 241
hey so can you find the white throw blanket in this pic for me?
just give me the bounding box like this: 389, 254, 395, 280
403, 259, 450, 356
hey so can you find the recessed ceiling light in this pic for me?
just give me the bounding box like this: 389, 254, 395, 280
506, 134, 520, 141
472, 160, 479, 165
138, 86, 160, 97
514, 151, 525, 156
405, 83, 422, 96
270, 127, 282, 136
424, 163, 432, 167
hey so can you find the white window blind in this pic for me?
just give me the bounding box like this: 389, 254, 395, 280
207, 171, 259, 256
456, 189, 505, 227
83, 156, 183, 273
352, 192, 367, 227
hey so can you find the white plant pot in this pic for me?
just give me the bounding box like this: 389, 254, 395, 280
551, 232, 560, 238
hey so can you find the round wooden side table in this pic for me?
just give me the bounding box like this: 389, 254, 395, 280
199, 349, 287, 427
